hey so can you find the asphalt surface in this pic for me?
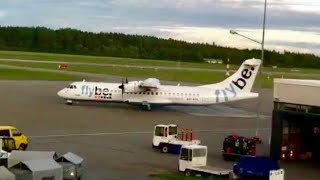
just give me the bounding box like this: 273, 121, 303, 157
0, 79, 318, 180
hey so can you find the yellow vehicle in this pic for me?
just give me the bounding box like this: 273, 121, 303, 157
0, 126, 28, 150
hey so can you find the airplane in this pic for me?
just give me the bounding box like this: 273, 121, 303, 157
57, 58, 261, 110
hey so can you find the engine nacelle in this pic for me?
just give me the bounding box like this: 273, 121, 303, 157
123, 81, 141, 92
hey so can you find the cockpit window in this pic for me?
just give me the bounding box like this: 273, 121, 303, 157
68, 85, 77, 89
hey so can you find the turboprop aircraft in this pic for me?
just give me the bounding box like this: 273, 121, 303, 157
57, 58, 261, 110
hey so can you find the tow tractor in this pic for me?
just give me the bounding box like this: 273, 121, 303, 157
152, 124, 201, 154
178, 144, 232, 178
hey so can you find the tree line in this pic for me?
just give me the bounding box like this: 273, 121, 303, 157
0, 26, 319, 68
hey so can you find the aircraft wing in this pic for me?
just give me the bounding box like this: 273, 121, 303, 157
120, 77, 161, 92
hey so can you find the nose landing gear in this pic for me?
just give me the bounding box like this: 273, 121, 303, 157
66, 99, 73, 105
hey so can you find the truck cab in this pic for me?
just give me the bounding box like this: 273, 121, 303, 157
1, 137, 16, 152
179, 145, 231, 177
152, 124, 178, 147
1, 137, 16, 166
152, 124, 200, 154
0, 126, 28, 150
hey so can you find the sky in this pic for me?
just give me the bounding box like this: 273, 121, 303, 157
0, 0, 320, 56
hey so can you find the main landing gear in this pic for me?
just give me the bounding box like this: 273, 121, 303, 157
141, 102, 151, 111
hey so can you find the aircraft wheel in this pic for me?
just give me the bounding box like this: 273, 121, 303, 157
66, 100, 73, 105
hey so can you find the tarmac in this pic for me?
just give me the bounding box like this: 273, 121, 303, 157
0, 79, 318, 180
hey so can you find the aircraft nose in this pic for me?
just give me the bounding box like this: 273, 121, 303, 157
57, 88, 66, 97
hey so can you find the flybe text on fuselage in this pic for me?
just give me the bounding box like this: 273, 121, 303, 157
214, 66, 255, 103
81, 85, 112, 99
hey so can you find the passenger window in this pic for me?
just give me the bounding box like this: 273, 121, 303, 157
151, 92, 154, 95
156, 92, 158, 95
11, 129, 22, 136
0, 130, 10, 137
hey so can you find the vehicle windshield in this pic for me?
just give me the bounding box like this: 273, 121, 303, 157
12, 129, 22, 136
155, 126, 165, 136
2, 138, 16, 152
193, 148, 206, 158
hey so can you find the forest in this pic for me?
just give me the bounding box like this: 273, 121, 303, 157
0, 26, 319, 68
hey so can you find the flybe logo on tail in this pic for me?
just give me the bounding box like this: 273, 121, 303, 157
215, 66, 255, 103
232, 66, 255, 90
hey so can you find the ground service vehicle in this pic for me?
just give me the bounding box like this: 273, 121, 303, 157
232, 156, 284, 180
0, 137, 16, 166
178, 145, 232, 178
0, 126, 28, 150
222, 134, 256, 161
152, 124, 200, 154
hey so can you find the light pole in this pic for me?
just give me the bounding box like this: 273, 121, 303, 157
230, 0, 267, 138
229, 30, 262, 45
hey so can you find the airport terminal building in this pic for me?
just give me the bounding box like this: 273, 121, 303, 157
270, 79, 320, 162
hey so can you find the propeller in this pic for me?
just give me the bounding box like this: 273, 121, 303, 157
118, 77, 128, 98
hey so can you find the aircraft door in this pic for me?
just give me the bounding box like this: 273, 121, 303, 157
201, 91, 210, 104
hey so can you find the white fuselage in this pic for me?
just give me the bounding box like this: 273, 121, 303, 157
57, 59, 261, 108
57, 81, 257, 106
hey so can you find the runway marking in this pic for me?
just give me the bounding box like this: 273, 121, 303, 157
28, 131, 152, 138
28, 128, 271, 138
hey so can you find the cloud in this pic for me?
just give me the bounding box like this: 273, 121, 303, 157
0, 0, 319, 56
0, 10, 8, 20
102, 25, 320, 55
